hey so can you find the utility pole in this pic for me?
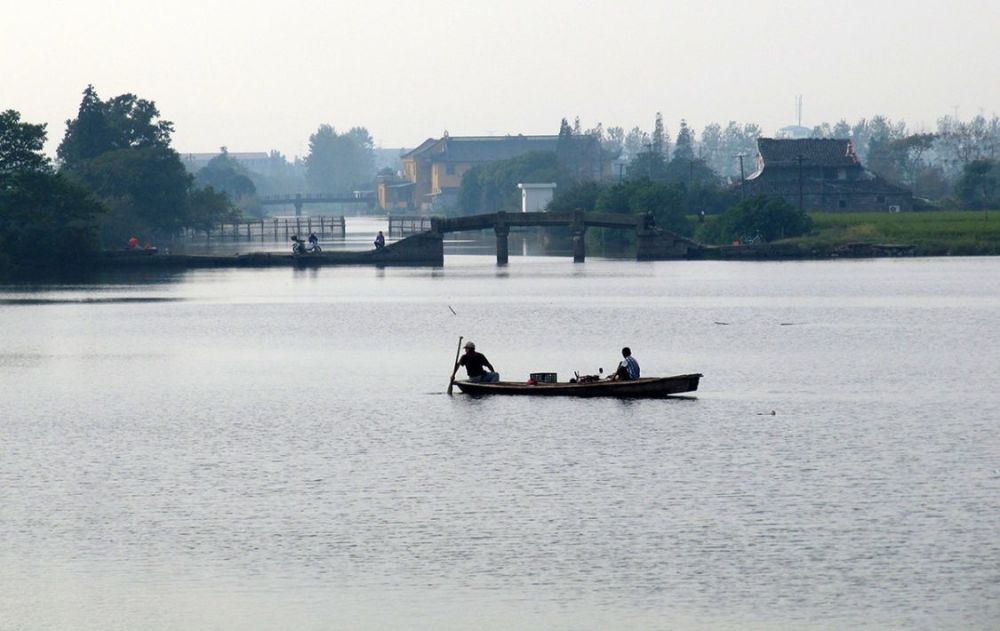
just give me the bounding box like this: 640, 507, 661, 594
735, 153, 746, 201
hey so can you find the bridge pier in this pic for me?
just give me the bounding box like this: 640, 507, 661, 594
573, 230, 586, 262
495, 213, 510, 265
572, 210, 586, 262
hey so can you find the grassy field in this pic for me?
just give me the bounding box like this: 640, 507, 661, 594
793, 210, 1000, 255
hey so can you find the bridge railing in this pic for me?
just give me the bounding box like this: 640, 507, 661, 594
388, 215, 433, 236
258, 193, 376, 206
178, 216, 347, 242
432, 211, 645, 233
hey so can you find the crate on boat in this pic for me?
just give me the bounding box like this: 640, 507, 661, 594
530, 372, 557, 383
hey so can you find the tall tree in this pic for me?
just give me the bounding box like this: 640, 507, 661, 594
652, 112, 666, 156
305, 124, 376, 194
72, 146, 193, 240
57, 85, 173, 170
699, 123, 723, 174
604, 126, 625, 160
195, 149, 256, 200
1, 109, 103, 274
0, 110, 51, 177
956, 159, 999, 209
56, 86, 234, 241
623, 126, 650, 163
832, 119, 852, 138
673, 119, 695, 161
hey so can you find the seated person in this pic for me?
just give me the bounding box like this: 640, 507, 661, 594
456, 340, 499, 383
374, 231, 386, 249
610, 346, 640, 380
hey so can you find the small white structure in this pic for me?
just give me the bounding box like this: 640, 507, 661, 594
518, 183, 557, 213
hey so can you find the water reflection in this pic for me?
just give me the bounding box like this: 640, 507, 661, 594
2, 256, 999, 630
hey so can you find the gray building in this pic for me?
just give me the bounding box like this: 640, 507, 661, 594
745, 138, 912, 211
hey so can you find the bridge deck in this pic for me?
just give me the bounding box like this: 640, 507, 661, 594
434, 211, 643, 233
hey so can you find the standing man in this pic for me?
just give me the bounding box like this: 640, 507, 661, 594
611, 347, 640, 381
455, 341, 499, 383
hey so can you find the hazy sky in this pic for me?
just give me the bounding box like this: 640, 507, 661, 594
4, 0, 999, 159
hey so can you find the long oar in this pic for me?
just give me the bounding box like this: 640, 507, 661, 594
447, 335, 463, 395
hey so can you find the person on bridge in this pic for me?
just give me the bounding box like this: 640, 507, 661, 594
374, 231, 385, 249
609, 347, 640, 381
455, 341, 499, 383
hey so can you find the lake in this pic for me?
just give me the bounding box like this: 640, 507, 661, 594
1, 240, 998, 629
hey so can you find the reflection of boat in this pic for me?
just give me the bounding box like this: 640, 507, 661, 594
454, 374, 702, 398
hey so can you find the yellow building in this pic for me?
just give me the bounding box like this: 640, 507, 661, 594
395, 134, 562, 212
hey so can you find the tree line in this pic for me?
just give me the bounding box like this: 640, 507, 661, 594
1, 87, 240, 276
456, 111, 1000, 249
1, 85, 383, 276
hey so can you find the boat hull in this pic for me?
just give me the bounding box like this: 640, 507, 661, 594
454, 373, 702, 398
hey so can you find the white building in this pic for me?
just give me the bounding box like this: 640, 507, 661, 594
518, 183, 557, 213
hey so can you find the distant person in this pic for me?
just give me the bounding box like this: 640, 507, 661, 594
374, 231, 385, 249
308, 232, 319, 247
127, 236, 139, 249
455, 340, 499, 383
610, 347, 640, 381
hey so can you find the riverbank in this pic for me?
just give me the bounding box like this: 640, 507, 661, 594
696, 210, 1000, 257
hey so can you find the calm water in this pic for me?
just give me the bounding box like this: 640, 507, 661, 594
1, 249, 999, 630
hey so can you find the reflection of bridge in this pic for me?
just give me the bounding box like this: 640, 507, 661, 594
259, 193, 376, 215
426, 210, 700, 263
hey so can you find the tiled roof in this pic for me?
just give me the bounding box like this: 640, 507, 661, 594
758, 138, 859, 167
400, 138, 438, 160
402, 135, 562, 162
823, 176, 911, 195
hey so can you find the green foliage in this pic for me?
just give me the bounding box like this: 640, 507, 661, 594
797, 210, 1000, 255
194, 149, 260, 217
187, 186, 239, 233
956, 159, 999, 209
0, 171, 103, 275
652, 113, 667, 156
1, 109, 103, 275
715, 195, 813, 243
1, 110, 51, 176
56, 87, 237, 241
547, 181, 603, 212
57, 85, 173, 170
596, 178, 690, 235
627, 151, 668, 180
458, 151, 558, 215
662, 158, 719, 186
305, 125, 375, 194
555, 118, 604, 183
673, 119, 695, 161
71, 146, 194, 241
195, 150, 255, 197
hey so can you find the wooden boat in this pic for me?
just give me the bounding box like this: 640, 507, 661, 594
454, 373, 702, 398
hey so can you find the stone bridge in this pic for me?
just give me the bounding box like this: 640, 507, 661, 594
259, 193, 376, 216
424, 210, 700, 264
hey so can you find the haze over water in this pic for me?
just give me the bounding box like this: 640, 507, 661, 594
1, 241, 998, 629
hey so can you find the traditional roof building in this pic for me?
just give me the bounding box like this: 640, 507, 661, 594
745, 138, 912, 211
387, 134, 564, 211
